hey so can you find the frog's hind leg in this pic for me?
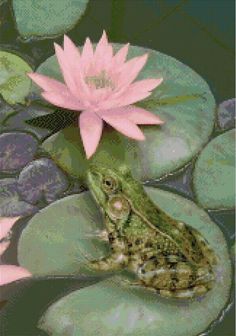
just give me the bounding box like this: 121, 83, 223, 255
189, 226, 218, 266
121, 278, 210, 299
137, 258, 214, 299
158, 284, 211, 299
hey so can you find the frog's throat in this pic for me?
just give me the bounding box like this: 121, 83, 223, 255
87, 170, 106, 208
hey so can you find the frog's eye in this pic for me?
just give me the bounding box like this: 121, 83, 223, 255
102, 176, 118, 194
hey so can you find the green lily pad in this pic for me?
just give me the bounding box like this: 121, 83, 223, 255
32, 187, 232, 336
18, 187, 231, 275
34, 44, 215, 181
12, 0, 88, 39
18, 192, 110, 276
0, 51, 32, 105
193, 129, 235, 210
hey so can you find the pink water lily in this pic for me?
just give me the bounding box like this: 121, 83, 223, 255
28, 31, 164, 158
0, 217, 31, 285
0, 265, 31, 286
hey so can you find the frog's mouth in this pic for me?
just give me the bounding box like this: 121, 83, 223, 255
87, 169, 106, 208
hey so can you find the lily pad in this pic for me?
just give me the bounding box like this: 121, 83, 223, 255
39, 269, 231, 336
193, 129, 235, 210
28, 187, 232, 336
12, 0, 88, 39
1, 103, 55, 140
18, 192, 110, 276
18, 186, 231, 274
37, 45, 215, 181
0, 51, 32, 105
17, 158, 69, 204
0, 132, 38, 173
0, 98, 16, 126
0, 178, 38, 216
217, 98, 235, 130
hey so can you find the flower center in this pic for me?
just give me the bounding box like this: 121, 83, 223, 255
85, 70, 114, 89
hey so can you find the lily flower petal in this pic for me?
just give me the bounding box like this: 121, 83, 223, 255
81, 37, 94, 70
94, 31, 113, 73
79, 111, 103, 159
128, 78, 163, 93
112, 78, 163, 108
106, 78, 163, 109
63, 35, 81, 66
41, 91, 83, 111
112, 43, 130, 67
0, 217, 20, 240
0, 265, 31, 286
54, 43, 79, 97
95, 31, 111, 60
0, 241, 10, 256
117, 53, 148, 87
100, 92, 151, 110
109, 106, 164, 125
63, 36, 92, 101
28, 73, 67, 92
101, 114, 145, 140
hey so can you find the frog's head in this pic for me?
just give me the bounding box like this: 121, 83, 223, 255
87, 164, 150, 225
87, 165, 129, 208
87, 164, 135, 226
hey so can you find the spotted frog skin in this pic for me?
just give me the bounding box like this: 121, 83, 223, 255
87, 165, 217, 299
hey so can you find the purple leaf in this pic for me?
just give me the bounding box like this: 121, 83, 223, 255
0, 178, 38, 216
0, 132, 38, 173
17, 158, 69, 204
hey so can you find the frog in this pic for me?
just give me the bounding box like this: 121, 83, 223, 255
86, 165, 217, 299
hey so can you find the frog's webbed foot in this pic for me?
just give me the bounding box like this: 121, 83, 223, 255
88, 253, 128, 272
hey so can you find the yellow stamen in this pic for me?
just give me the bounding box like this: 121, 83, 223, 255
85, 70, 114, 89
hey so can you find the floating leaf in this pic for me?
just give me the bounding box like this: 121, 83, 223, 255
0, 51, 32, 105
35, 44, 215, 181
0, 97, 16, 125
217, 98, 235, 130
12, 0, 88, 39
2, 103, 55, 139
17, 158, 69, 204
18, 186, 231, 279
0, 277, 106, 335
18, 192, 110, 276
0, 178, 38, 217
22, 187, 231, 336
0, 132, 38, 173
193, 129, 235, 210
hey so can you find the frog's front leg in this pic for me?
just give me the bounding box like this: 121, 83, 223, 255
88, 252, 128, 271
88, 234, 129, 271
